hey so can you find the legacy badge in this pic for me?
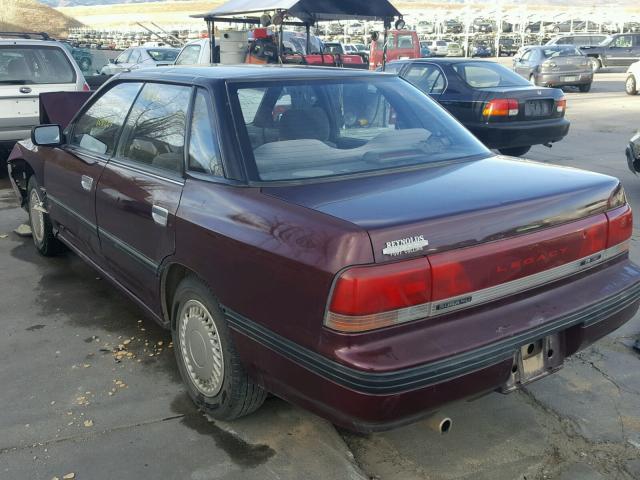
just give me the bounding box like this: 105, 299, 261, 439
382, 235, 429, 256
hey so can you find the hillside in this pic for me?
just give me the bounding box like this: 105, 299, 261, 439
0, 0, 83, 37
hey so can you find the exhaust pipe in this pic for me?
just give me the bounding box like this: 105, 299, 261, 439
426, 416, 452, 434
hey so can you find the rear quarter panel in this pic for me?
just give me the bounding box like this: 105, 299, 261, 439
171, 179, 374, 352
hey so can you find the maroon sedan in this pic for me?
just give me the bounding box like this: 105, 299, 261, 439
7, 66, 640, 432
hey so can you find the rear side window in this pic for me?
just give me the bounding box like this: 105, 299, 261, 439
118, 82, 191, 173
146, 49, 178, 62
0, 45, 76, 85
188, 88, 223, 176
176, 44, 201, 65
70, 82, 143, 155
404, 64, 446, 94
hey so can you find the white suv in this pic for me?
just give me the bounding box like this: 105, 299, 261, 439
0, 32, 87, 166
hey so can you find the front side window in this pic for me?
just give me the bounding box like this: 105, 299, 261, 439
452, 62, 530, 88
129, 49, 142, 64
70, 82, 142, 155
115, 49, 131, 64
404, 64, 446, 94
231, 77, 489, 182
176, 44, 201, 65
188, 88, 223, 176
0, 45, 76, 85
118, 82, 191, 172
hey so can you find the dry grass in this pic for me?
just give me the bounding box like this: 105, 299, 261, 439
0, 0, 82, 37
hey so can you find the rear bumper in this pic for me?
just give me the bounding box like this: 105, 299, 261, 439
466, 117, 570, 149
537, 71, 593, 87
228, 257, 640, 432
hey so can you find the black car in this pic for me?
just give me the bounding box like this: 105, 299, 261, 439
627, 131, 640, 174
386, 59, 569, 157
581, 33, 640, 72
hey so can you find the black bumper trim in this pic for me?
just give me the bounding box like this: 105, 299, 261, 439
223, 280, 640, 395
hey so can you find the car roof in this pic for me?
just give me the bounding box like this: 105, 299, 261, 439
119, 64, 388, 83
0, 38, 64, 47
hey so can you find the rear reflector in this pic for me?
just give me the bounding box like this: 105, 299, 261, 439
483, 98, 519, 117
326, 206, 632, 333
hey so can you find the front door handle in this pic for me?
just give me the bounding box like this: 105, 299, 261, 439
81, 175, 93, 191
152, 205, 169, 227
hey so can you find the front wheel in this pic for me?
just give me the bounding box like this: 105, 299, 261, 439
27, 176, 63, 256
578, 83, 592, 93
498, 146, 532, 157
626, 75, 638, 95
589, 57, 601, 73
172, 276, 267, 421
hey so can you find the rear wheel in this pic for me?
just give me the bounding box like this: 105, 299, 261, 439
498, 146, 531, 157
578, 83, 592, 93
589, 57, 601, 73
626, 75, 638, 95
27, 176, 63, 256
172, 276, 267, 421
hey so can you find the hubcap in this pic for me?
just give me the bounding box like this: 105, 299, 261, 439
29, 189, 45, 244
179, 299, 224, 397
627, 77, 635, 92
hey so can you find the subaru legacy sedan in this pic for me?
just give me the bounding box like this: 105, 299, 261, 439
8, 66, 640, 432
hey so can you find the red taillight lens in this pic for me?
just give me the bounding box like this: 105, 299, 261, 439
82, 82, 90, 92
429, 215, 608, 301
606, 205, 633, 248
483, 98, 519, 118
326, 259, 431, 332
557, 97, 567, 113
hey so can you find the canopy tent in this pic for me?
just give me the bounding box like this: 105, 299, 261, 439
193, 0, 402, 23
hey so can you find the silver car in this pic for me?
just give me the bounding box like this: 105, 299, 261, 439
0, 33, 87, 164
100, 46, 179, 75
513, 45, 593, 92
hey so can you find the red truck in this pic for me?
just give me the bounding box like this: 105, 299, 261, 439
369, 29, 421, 69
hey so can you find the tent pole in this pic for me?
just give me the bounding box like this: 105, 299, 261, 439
306, 23, 310, 54
382, 18, 391, 71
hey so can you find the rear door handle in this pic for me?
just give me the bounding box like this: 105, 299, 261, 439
152, 205, 169, 227
81, 175, 93, 191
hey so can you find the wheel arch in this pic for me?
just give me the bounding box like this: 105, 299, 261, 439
160, 261, 202, 329
7, 155, 36, 208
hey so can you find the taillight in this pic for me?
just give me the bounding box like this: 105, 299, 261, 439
82, 82, 90, 92
482, 99, 519, 118
606, 205, 633, 249
556, 97, 566, 113
326, 259, 431, 332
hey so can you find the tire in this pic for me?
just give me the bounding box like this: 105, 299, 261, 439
27, 176, 63, 256
498, 146, 532, 157
578, 83, 592, 93
171, 276, 267, 421
626, 75, 638, 95
589, 57, 601, 73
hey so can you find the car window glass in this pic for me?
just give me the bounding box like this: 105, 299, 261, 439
146, 49, 179, 62
129, 49, 142, 64
176, 44, 201, 65
404, 64, 446, 94
397, 35, 414, 49
237, 88, 266, 124
116, 50, 131, 64
612, 36, 633, 48
520, 50, 531, 61
453, 62, 529, 88
541, 46, 581, 57
119, 82, 191, 172
70, 82, 142, 155
0, 45, 76, 85
233, 78, 489, 182
382, 63, 402, 73
188, 88, 223, 176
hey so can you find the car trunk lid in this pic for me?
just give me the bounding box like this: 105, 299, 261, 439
540, 55, 590, 74
262, 156, 620, 264
474, 85, 563, 121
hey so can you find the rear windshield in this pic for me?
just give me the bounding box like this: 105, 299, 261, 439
146, 49, 179, 62
541, 46, 582, 58
231, 77, 489, 182
0, 45, 76, 85
452, 61, 530, 88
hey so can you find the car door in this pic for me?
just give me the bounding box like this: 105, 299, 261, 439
106, 49, 131, 74
127, 48, 142, 70
44, 81, 143, 259
607, 35, 635, 66
514, 49, 533, 77
95, 81, 191, 308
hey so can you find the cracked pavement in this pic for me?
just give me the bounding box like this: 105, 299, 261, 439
0, 66, 639, 479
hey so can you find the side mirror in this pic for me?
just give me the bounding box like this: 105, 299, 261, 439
109, 58, 116, 64
31, 125, 63, 147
